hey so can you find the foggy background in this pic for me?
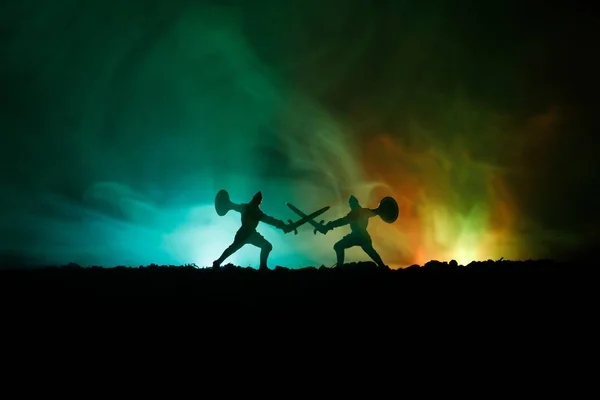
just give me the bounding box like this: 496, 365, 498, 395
1, 1, 597, 268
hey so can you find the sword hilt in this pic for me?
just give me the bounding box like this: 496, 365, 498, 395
287, 219, 298, 235
314, 220, 327, 235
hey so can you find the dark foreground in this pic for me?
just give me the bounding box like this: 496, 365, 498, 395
1, 259, 598, 344
1, 259, 597, 302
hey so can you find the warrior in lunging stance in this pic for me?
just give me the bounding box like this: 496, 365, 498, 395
322, 195, 388, 268
212, 191, 287, 271
212, 189, 330, 270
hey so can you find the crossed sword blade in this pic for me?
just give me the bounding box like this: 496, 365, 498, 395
286, 203, 329, 235
284, 205, 330, 235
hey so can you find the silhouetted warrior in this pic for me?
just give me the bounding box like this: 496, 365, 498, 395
322, 195, 387, 268
213, 191, 288, 271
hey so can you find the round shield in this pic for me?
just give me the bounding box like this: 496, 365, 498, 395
377, 196, 399, 223
215, 189, 231, 216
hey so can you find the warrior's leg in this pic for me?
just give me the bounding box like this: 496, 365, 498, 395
246, 232, 273, 270
213, 241, 244, 268
333, 235, 360, 266
361, 242, 386, 268
213, 230, 249, 268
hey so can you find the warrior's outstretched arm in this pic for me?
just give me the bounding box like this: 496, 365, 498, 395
231, 203, 244, 213
325, 208, 366, 230
260, 213, 287, 230
366, 209, 378, 218
325, 212, 355, 229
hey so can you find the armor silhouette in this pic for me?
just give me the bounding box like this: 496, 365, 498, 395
323, 195, 387, 268
213, 191, 288, 271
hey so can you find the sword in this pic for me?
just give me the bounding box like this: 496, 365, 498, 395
283, 205, 330, 235
286, 202, 329, 235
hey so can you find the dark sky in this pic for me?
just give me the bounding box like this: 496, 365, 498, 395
1, 0, 598, 268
